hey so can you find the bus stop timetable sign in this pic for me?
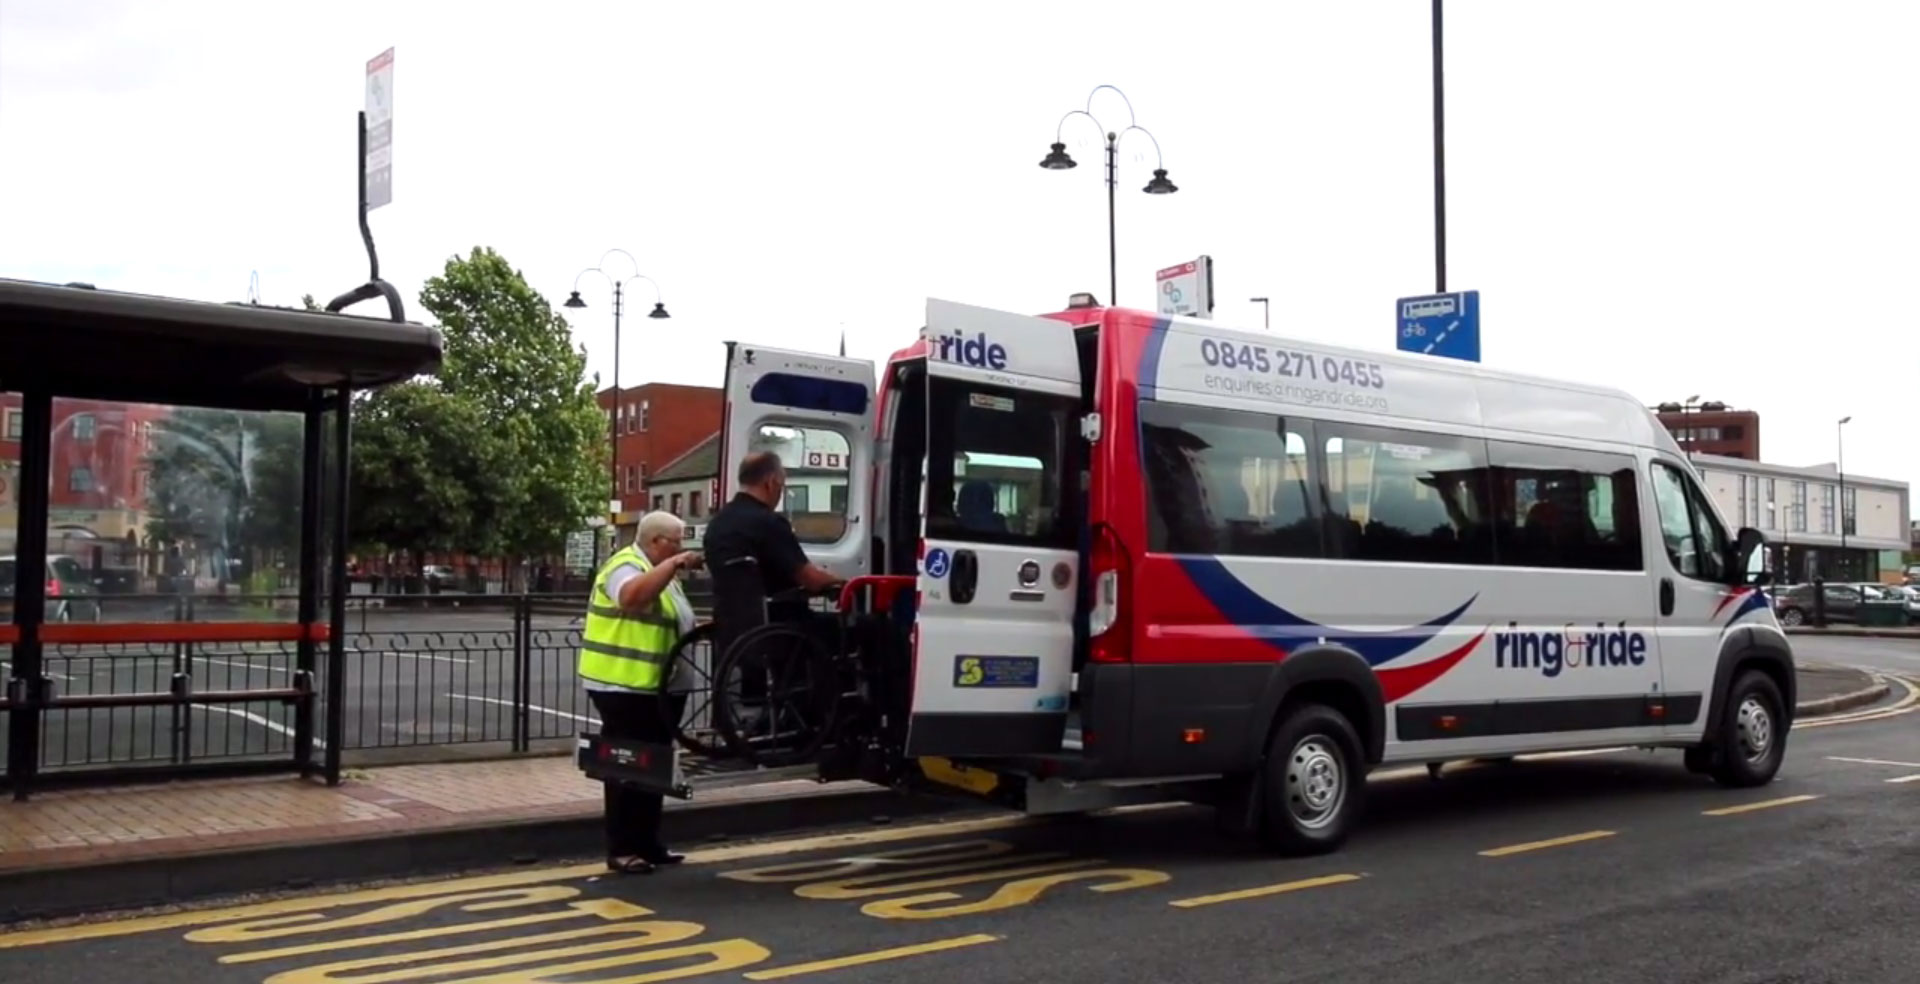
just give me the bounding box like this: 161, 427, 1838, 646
1396, 290, 1480, 363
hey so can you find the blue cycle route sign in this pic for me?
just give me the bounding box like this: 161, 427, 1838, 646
1395, 290, 1480, 363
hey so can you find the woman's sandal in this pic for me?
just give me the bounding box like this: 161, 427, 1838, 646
607, 855, 657, 875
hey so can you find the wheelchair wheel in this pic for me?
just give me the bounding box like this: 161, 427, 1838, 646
711, 622, 841, 768
660, 621, 731, 758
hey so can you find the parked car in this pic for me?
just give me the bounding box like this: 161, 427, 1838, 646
0, 554, 104, 622
1881, 583, 1920, 624
1770, 582, 1879, 626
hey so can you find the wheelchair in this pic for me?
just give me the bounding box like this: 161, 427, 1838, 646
658, 578, 917, 772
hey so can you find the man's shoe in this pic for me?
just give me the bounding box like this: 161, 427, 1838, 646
643, 848, 685, 865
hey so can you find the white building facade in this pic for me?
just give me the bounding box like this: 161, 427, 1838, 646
1689, 452, 1911, 583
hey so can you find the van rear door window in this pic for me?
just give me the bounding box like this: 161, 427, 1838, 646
924, 378, 1077, 549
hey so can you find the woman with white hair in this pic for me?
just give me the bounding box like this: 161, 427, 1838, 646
578, 509, 702, 875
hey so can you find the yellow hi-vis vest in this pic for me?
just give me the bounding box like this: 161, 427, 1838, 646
578, 546, 680, 692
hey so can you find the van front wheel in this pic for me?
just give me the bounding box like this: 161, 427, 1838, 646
1258, 703, 1365, 856
1708, 670, 1788, 788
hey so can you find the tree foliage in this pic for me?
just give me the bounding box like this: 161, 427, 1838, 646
416, 246, 608, 561
348, 381, 507, 558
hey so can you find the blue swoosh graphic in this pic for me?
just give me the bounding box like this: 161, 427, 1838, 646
1730, 589, 1771, 623
1176, 557, 1477, 666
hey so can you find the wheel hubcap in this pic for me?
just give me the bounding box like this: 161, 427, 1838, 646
1285, 737, 1344, 829
1735, 696, 1773, 764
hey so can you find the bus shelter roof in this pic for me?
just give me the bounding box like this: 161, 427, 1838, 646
0, 278, 442, 411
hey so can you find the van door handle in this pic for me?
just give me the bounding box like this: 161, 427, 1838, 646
950, 550, 978, 605
1659, 578, 1675, 616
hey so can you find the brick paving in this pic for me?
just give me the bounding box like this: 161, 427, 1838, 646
0, 756, 833, 872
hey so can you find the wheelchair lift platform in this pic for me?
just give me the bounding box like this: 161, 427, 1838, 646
576, 732, 821, 800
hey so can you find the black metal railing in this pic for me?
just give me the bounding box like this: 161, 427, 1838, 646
0, 590, 715, 776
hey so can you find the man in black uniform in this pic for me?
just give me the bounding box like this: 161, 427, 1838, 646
703, 451, 844, 667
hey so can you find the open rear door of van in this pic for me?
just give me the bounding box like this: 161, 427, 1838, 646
905, 298, 1085, 758
718, 341, 875, 582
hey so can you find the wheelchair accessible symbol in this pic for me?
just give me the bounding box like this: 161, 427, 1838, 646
925, 548, 951, 579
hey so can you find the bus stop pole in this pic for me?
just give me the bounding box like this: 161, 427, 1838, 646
6, 390, 53, 800
323, 387, 351, 785
293, 396, 324, 775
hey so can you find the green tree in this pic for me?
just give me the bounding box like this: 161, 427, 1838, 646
348, 380, 510, 564
418, 247, 608, 578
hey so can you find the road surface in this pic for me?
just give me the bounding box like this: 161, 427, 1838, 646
1, 671, 1914, 983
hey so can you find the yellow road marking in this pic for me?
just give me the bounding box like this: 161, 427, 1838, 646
1827, 756, 1920, 769
217, 898, 649, 964
1478, 830, 1616, 857
1168, 873, 1361, 908
1701, 794, 1820, 816
1798, 675, 1917, 729
1885, 775, 1920, 784
742, 934, 999, 980
0, 813, 1052, 950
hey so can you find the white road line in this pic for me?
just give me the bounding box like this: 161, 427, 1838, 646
381, 651, 471, 665
196, 657, 292, 675
1826, 756, 1920, 769
1886, 775, 1920, 785
0, 661, 74, 681
194, 704, 327, 750
445, 693, 594, 724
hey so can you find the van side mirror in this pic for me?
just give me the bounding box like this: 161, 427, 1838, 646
1732, 526, 1771, 586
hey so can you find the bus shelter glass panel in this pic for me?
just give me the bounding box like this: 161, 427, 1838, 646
35, 397, 309, 771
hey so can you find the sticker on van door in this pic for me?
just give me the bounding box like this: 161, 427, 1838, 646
925, 548, 951, 579
954, 655, 1039, 688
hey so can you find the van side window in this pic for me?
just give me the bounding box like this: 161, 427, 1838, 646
1139, 401, 1318, 558
1319, 423, 1494, 566
1650, 461, 1729, 581
923, 378, 1077, 549
1485, 442, 1643, 571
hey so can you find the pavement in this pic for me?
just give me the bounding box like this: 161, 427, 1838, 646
0, 674, 1914, 984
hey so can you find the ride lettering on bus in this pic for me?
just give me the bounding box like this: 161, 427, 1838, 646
932, 329, 1008, 370
1493, 621, 1649, 678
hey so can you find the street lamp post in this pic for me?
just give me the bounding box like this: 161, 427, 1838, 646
1250, 297, 1270, 330
563, 250, 670, 562
1038, 85, 1179, 308
1431, 0, 1448, 293
1836, 415, 1852, 575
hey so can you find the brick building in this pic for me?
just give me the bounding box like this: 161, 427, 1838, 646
595, 382, 722, 537
1652, 400, 1760, 459
0, 397, 169, 555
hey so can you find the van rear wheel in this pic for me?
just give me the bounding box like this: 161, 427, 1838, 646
1258, 703, 1365, 856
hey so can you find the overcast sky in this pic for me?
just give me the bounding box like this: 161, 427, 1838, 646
2, 1, 1914, 494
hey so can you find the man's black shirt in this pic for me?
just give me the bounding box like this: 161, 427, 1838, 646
703, 493, 809, 596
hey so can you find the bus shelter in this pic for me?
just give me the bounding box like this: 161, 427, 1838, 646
0, 278, 441, 799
